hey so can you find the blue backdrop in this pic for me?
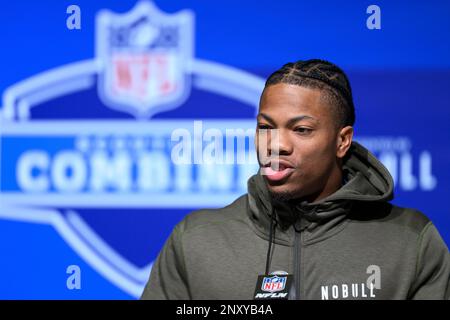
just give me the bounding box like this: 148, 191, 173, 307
0, 0, 449, 299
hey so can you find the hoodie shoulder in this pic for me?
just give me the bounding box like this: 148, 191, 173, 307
386, 204, 431, 234
178, 194, 248, 233
350, 201, 431, 235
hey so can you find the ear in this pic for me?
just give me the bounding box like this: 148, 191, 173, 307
336, 126, 353, 159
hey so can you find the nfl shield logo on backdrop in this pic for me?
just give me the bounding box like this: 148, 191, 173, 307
96, 1, 194, 119
0, 0, 265, 298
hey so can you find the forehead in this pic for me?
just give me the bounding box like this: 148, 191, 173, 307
259, 83, 327, 115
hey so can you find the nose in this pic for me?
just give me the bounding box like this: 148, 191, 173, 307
257, 128, 293, 158
270, 128, 293, 156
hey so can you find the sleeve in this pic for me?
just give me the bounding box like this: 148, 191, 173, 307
409, 222, 450, 300
140, 222, 191, 300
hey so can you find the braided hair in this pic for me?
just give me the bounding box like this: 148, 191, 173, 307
264, 59, 355, 128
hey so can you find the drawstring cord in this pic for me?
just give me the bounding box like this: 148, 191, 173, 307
264, 209, 277, 275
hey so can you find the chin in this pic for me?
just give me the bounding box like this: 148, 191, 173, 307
267, 184, 300, 202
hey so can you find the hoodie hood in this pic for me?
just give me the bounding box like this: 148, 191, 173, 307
247, 141, 394, 244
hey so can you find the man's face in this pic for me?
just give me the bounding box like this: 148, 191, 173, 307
256, 83, 348, 202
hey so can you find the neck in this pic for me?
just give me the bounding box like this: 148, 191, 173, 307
300, 166, 344, 204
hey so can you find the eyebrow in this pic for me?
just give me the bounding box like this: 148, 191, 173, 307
257, 113, 318, 127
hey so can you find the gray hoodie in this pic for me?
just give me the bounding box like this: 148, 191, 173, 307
141, 141, 450, 300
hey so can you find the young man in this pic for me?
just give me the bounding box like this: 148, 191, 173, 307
141, 59, 450, 300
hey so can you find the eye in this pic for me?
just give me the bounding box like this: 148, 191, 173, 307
257, 124, 272, 130
294, 127, 313, 134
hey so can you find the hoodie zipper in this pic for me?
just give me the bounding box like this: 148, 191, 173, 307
294, 229, 302, 300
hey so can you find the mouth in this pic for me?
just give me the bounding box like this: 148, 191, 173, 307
261, 160, 295, 183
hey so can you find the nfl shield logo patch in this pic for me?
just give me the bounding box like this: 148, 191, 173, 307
262, 275, 286, 293
96, 1, 194, 119
261, 276, 286, 292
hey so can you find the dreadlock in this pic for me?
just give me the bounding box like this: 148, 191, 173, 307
264, 59, 355, 128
